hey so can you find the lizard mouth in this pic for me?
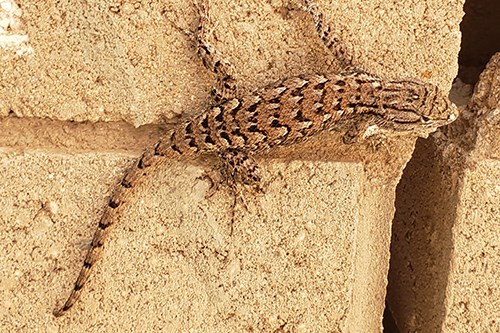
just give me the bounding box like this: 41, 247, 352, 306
420, 111, 458, 126
446, 112, 458, 123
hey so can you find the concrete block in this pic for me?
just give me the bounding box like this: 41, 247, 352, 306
387, 53, 500, 333
0, 0, 463, 331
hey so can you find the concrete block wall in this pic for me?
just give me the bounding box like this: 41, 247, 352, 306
385, 0, 500, 331
2, 0, 495, 332
386, 53, 500, 333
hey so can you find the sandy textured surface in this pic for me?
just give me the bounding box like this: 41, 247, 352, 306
0, 0, 463, 332
387, 53, 500, 332
1, 150, 361, 331
441, 53, 500, 332
0, 0, 460, 124
1, 137, 420, 332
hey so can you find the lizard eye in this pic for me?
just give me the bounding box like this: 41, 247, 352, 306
422, 115, 431, 122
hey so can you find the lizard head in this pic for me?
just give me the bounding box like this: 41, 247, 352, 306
374, 82, 459, 136
419, 83, 459, 128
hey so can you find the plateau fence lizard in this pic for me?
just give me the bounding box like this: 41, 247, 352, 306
53, 0, 458, 316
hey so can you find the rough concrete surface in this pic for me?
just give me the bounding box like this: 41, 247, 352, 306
0, 0, 463, 332
441, 53, 500, 332
387, 53, 500, 332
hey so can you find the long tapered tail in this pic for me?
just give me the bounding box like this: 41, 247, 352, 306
53, 147, 161, 317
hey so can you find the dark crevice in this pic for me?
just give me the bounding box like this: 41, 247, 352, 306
384, 1, 498, 331
384, 138, 459, 332
458, 0, 500, 84
204, 135, 215, 144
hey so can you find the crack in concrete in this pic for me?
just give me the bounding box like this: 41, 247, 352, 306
0, 116, 167, 153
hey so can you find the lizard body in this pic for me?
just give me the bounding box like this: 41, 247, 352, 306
54, 71, 457, 316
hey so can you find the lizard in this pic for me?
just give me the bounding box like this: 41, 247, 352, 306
53, 0, 458, 317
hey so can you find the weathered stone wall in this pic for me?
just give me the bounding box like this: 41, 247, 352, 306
1, 1, 482, 332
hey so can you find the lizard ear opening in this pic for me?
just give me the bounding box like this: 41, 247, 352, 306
386, 109, 421, 123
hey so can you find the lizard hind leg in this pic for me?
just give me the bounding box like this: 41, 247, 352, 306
218, 149, 264, 235
199, 148, 263, 198
219, 148, 262, 191
295, 0, 357, 71
164, 0, 239, 104
195, 149, 263, 236
195, 0, 238, 103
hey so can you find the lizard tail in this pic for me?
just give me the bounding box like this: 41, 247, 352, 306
53, 147, 160, 317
